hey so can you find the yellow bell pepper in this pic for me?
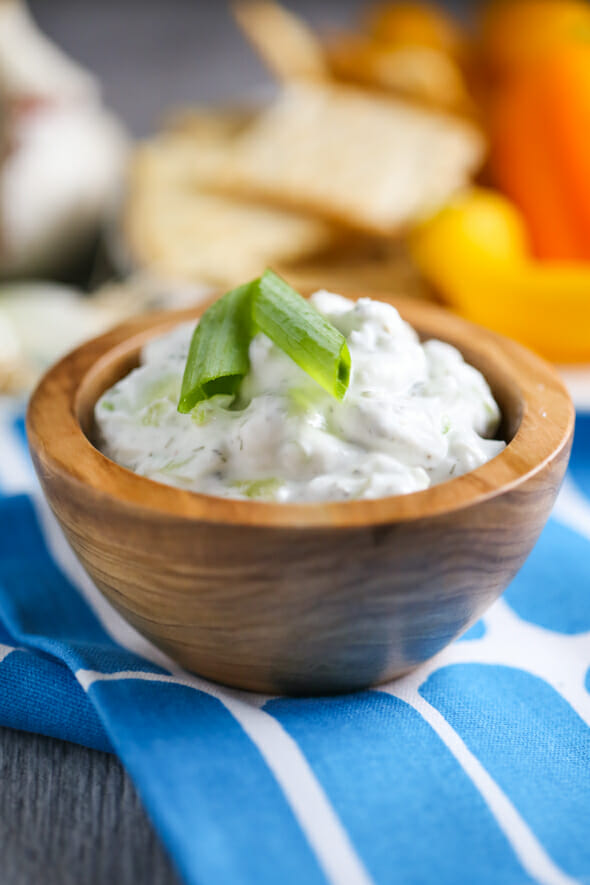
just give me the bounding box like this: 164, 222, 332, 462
410, 188, 590, 363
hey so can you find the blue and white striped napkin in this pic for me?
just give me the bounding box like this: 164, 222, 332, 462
0, 387, 589, 885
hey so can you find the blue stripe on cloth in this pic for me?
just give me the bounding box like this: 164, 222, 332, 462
503, 518, 590, 633
0, 649, 111, 752
264, 692, 535, 885
0, 620, 16, 645
458, 620, 486, 641
11, 414, 27, 449
0, 494, 168, 675
570, 413, 590, 498
420, 664, 590, 882
89, 678, 327, 885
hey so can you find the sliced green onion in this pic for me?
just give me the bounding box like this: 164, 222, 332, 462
177, 270, 351, 413
177, 282, 254, 413
253, 269, 350, 400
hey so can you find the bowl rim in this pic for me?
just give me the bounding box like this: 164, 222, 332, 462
26, 294, 575, 529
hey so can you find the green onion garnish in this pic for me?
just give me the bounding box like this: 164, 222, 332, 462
178, 270, 350, 413
177, 282, 253, 413
253, 270, 351, 401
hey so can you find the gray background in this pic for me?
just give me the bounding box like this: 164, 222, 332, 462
30, 0, 477, 136
5, 2, 474, 883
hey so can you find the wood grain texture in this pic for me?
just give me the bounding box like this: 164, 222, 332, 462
26, 296, 575, 694
0, 727, 180, 885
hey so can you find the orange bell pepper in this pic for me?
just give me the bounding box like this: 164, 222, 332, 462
487, 43, 590, 261
543, 45, 590, 254
480, 0, 590, 80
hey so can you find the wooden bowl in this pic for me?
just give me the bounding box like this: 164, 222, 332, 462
27, 296, 574, 694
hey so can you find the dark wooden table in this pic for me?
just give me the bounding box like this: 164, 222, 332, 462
5, 1, 476, 882
0, 727, 181, 885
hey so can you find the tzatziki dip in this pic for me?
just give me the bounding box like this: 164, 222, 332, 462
95, 292, 505, 502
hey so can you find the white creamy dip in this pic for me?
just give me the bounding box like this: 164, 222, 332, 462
95, 292, 505, 502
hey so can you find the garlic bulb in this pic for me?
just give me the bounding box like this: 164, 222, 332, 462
0, 0, 128, 277
0, 281, 130, 392
0, 275, 212, 394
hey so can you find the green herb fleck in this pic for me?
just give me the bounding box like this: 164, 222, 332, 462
231, 478, 282, 499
